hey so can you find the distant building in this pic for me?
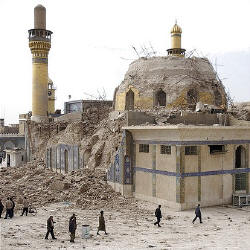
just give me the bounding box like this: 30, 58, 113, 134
0, 119, 19, 134
1, 148, 26, 167
64, 100, 113, 114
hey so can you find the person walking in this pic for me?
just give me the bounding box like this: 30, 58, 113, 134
10, 197, 15, 218
4, 198, 13, 219
69, 214, 77, 243
97, 211, 107, 235
154, 205, 162, 227
0, 199, 4, 218
21, 197, 29, 216
192, 204, 202, 224
45, 216, 57, 240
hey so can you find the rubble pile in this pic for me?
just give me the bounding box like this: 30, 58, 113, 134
28, 108, 126, 169
27, 105, 126, 170
230, 102, 250, 121
0, 161, 133, 210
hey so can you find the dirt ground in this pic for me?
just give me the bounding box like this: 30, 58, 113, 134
1, 201, 250, 250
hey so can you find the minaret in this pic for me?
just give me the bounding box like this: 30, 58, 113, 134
48, 78, 56, 114
167, 21, 185, 57
28, 5, 53, 122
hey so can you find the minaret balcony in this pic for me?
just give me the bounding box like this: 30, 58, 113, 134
28, 29, 53, 42
167, 48, 186, 56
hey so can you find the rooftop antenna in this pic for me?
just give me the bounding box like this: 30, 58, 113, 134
149, 42, 156, 56
132, 46, 140, 58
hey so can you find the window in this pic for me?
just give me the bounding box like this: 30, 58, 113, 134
235, 146, 246, 168
139, 144, 149, 153
214, 90, 222, 106
235, 173, 247, 191
155, 89, 166, 107
187, 89, 198, 104
160, 145, 171, 154
21, 156, 24, 161
185, 146, 197, 155
209, 145, 226, 154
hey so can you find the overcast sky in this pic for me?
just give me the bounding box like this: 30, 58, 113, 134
0, 0, 250, 124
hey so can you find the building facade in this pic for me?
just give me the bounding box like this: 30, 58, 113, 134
1, 148, 26, 167
107, 126, 250, 210
64, 100, 113, 114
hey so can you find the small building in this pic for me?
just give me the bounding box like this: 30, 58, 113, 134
1, 148, 26, 167
107, 126, 250, 210
46, 144, 81, 173
64, 100, 113, 114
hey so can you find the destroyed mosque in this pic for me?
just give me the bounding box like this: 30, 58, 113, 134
1, 5, 250, 210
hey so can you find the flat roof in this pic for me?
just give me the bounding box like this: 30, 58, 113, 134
123, 125, 250, 130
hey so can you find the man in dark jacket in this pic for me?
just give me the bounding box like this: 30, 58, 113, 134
45, 216, 57, 240
10, 197, 15, 218
192, 204, 202, 224
97, 211, 107, 235
69, 214, 77, 242
154, 205, 162, 227
0, 199, 4, 218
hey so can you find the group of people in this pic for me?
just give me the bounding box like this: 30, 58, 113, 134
154, 204, 202, 227
45, 210, 108, 243
0, 197, 15, 219
0, 197, 29, 219
2, 196, 203, 243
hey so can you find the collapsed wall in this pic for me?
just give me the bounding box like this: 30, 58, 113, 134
26, 106, 126, 171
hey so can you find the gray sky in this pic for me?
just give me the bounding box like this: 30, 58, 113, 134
0, 0, 250, 124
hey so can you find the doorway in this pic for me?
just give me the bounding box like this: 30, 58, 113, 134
7, 154, 10, 167
155, 89, 166, 107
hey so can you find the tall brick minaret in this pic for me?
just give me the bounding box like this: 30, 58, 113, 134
28, 5, 52, 122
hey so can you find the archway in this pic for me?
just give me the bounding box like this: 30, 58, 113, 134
155, 89, 166, 107
235, 146, 247, 192
187, 89, 198, 105
125, 89, 134, 110
64, 149, 68, 173
214, 90, 222, 106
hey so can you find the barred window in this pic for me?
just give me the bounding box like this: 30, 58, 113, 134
139, 144, 149, 153
160, 145, 171, 154
235, 173, 247, 191
185, 146, 197, 155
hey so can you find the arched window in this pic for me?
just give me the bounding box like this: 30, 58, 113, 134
187, 89, 198, 104
235, 145, 246, 169
214, 90, 222, 106
155, 89, 166, 107
125, 89, 134, 110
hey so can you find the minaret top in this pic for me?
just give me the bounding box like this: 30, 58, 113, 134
171, 21, 182, 34
34, 4, 46, 29
167, 21, 185, 57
